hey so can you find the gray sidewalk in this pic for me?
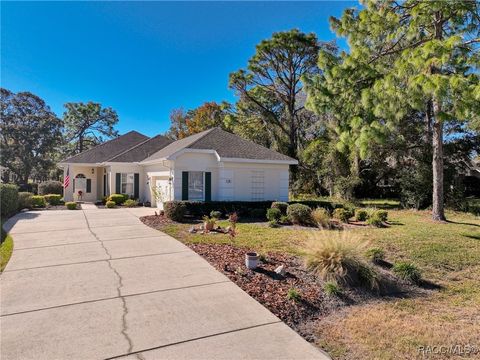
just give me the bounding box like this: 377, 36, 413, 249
1, 208, 329, 360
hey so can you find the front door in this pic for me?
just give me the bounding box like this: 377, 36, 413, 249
154, 179, 170, 209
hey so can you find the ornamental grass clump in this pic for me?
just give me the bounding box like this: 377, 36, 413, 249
304, 231, 376, 288
365, 247, 385, 263
355, 209, 368, 221
311, 208, 331, 229
393, 262, 422, 284
333, 208, 350, 223
106, 200, 116, 209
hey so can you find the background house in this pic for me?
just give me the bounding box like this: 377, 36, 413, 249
59, 128, 298, 207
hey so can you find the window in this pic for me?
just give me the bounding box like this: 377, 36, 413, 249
121, 173, 134, 196
188, 172, 204, 201
251, 170, 265, 201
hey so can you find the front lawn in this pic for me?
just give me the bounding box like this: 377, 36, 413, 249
1, 221, 14, 272
142, 207, 480, 359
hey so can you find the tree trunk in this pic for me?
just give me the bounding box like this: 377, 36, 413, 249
431, 99, 446, 221
79, 134, 84, 153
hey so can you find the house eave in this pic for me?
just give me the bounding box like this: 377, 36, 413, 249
219, 157, 298, 165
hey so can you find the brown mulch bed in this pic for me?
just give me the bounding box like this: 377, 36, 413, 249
187, 243, 346, 342
140, 215, 428, 345
139, 213, 174, 227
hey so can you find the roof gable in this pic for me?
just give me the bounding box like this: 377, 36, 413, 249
61, 131, 149, 164
188, 128, 295, 162
108, 135, 173, 162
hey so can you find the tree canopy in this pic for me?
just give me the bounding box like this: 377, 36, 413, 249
304, 0, 480, 220
63, 101, 119, 156
0, 88, 63, 184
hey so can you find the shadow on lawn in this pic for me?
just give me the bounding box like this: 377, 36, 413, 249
447, 220, 480, 228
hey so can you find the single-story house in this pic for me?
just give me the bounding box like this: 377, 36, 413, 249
59, 128, 298, 207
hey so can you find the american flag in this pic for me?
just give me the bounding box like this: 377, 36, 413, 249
64, 166, 70, 188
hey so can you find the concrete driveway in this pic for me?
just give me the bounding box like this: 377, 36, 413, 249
1, 207, 328, 360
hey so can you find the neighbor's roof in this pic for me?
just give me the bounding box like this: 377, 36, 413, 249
142, 127, 297, 163
60, 131, 149, 164
107, 134, 173, 162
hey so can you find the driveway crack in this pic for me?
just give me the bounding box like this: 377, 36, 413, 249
81, 210, 135, 354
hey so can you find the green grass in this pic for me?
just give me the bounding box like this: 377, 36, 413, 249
0, 221, 14, 272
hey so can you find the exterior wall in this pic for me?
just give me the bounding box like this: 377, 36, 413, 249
219, 162, 290, 202
62, 156, 291, 204
169, 152, 290, 202
106, 163, 146, 201
172, 153, 219, 201
144, 162, 172, 205
63, 165, 100, 202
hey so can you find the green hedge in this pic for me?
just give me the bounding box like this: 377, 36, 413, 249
108, 194, 129, 205
0, 184, 19, 217
174, 201, 273, 217
31, 195, 47, 208
44, 194, 63, 205
162, 200, 341, 219
288, 200, 343, 213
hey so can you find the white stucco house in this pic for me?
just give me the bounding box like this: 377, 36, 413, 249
59, 128, 298, 207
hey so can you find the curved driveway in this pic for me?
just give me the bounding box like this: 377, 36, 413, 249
1, 207, 328, 360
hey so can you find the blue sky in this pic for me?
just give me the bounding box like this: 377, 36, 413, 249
1, 1, 356, 136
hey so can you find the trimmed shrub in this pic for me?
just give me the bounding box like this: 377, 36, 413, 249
355, 209, 368, 222
376, 210, 388, 222
287, 203, 313, 225
18, 192, 34, 210
268, 219, 280, 228
279, 215, 290, 224
108, 194, 127, 205
124, 199, 138, 208
323, 281, 342, 297
164, 201, 186, 221
44, 194, 62, 206
365, 247, 385, 263
333, 208, 350, 223
38, 180, 63, 195
312, 208, 330, 229
289, 200, 341, 213
366, 213, 383, 227
249, 208, 265, 219
210, 210, 222, 219
393, 262, 422, 284
0, 184, 19, 217
271, 202, 288, 215
31, 195, 46, 208
266, 208, 282, 222
65, 202, 77, 210
106, 200, 116, 208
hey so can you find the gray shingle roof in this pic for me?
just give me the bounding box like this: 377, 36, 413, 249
142, 128, 297, 163
108, 135, 173, 162
61, 131, 149, 164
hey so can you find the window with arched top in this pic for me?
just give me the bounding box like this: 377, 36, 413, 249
75, 173, 86, 179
